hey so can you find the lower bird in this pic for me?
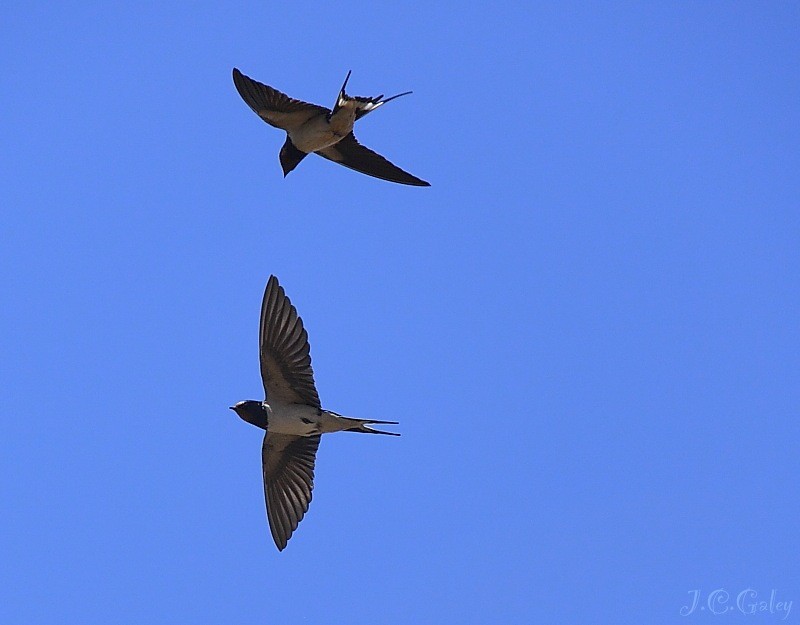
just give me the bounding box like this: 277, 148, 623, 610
231, 275, 399, 551
232, 67, 430, 186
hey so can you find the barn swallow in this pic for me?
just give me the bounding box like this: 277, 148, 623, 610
231, 275, 398, 551
232, 68, 430, 186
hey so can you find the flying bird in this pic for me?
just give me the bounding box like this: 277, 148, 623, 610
232, 68, 430, 186
231, 275, 399, 551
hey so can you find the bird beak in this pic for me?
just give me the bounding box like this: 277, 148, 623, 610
228, 406, 236, 411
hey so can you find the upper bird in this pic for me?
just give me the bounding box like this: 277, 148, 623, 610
232, 68, 430, 186
231, 275, 399, 551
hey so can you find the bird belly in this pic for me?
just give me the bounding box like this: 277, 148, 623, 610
326, 107, 356, 136
290, 113, 353, 152
267, 402, 321, 436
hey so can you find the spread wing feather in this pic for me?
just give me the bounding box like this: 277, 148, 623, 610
233, 68, 329, 130
263, 432, 321, 551
316, 133, 430, 187
259, 275, 321, 408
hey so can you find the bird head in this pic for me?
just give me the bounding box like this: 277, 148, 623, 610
230, 400, 268, 430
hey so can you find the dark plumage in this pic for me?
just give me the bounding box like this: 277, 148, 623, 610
232, 68, 430, 186
231, 276, 398, 551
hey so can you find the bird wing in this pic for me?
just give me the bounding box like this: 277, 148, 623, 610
259, 275, 321, 408
233, 68, 329, 130
262, 432, 321, 551
316, 133, 430, 186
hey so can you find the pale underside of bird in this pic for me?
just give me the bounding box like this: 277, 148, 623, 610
232, 68, 430, 186
231, 275, 399, 551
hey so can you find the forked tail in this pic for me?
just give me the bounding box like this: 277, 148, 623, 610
333, 70, 414, 118
343, 417, 400, 436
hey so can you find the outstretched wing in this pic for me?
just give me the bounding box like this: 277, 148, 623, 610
259, 275, 321, 408
316, 133, 430, 187
262, 432, 321, 551
233, 68, 329, 130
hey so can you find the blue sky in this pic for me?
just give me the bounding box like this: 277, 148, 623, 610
2, 2, 799, 623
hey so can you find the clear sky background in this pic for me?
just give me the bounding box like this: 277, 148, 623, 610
2, 2, 799, 623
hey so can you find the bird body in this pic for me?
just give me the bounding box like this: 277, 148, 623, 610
233, 398, 387, 437
288, 109, 353, 153
230, 276, 398, 551
232, 68, 430, 186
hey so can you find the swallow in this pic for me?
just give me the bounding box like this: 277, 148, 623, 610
232, 68, 430, 186
231, 275, 399, 551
